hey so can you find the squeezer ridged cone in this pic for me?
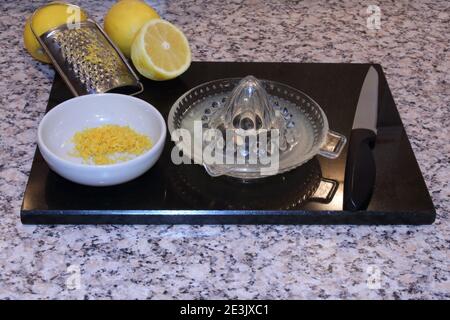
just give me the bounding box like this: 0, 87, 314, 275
168, 75, 347, 179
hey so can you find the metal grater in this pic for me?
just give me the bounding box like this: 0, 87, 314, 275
31, 6, 143, 96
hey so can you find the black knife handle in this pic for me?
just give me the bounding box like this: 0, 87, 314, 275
343, 129, 376, 211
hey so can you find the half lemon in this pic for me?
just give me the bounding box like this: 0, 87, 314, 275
131, 19, 191, 81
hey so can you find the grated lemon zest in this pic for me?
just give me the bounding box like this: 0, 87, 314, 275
70, 124, 152, 165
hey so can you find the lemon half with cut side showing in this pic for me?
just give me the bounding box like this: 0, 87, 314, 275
131, 19, 191, 81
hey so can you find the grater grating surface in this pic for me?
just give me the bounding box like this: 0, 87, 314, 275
37, 20, 143, 96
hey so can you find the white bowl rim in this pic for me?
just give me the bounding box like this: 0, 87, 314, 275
37, 93, 167, 169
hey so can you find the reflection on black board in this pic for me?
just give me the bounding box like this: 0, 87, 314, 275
44, 164, 166, 210
167, 157, 338, 210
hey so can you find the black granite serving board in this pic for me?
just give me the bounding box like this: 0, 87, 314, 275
20, 62, 435, 225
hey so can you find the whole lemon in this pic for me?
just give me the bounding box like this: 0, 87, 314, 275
23, 16, 50, 63
23, 3, 88, 63
104, 0, 160, 58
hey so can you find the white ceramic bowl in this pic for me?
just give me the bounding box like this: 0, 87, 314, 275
38, 93, 166, 186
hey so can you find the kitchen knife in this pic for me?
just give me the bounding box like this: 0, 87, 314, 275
344, 66, 379, 211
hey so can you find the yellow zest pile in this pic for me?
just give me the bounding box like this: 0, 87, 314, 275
71, 124, 152, 165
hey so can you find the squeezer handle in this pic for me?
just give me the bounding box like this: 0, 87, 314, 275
318, 130, 347, 159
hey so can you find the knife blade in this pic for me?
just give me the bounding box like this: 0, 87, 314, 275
343, 66, 379, 211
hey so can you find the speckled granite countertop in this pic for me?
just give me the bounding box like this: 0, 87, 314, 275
0, 0, 449, 299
